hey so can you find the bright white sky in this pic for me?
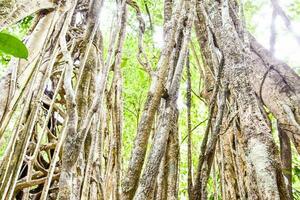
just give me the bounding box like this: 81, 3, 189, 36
251, 0, 300, 70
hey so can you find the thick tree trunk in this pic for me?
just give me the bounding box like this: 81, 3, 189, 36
249, 38, 300, 153
192, 0, 293, 199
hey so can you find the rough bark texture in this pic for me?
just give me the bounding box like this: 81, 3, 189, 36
278, 122, 293, 198
121, 1, 186, 199
0, 11, 55, 124
0, 0, 299, 199
0, 0, 55, 30
133, 2, 194, 198
249, 38, 300, 153
192, 0, 295, 199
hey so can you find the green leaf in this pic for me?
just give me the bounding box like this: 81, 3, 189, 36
0, 32, 28, 59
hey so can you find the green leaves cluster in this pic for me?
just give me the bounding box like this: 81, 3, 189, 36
0, 16, 32, 61
0, 32, 28, 59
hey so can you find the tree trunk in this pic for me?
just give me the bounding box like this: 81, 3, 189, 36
192, 0, 294, 199
0, 0, 298, 199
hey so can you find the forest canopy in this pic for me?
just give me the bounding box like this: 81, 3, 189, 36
0, 0, 300, 199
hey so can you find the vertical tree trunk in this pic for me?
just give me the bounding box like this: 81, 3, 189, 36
121, 1, 187, 199
165, 114, 180, 200
278, 122, 293, 198
192, 0, 292, 199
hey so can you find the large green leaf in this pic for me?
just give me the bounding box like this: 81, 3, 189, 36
0, 32, 28, 59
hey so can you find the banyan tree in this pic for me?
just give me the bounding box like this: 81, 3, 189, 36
0, 0, 299, 199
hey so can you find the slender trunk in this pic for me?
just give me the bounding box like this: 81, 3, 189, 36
278, 121, 293, 198
165, 114, 180, 200
121, 1, 185, 198
186, 52, 193, 199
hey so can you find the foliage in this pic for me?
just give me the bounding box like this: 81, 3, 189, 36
0, 16, 32, 66
288, 0, 300, 20
243, 0, 266, 32
0, 32, 28, 59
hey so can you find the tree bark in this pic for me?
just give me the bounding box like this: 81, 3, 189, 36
193, 0, 292, 199
121, 1, 186, 199
0, 0, 55, 30
278, 121, 293, 198
133, 2, 194, 195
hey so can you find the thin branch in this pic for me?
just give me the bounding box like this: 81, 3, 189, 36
186, 51, 193, 199
127, 0, 152, 75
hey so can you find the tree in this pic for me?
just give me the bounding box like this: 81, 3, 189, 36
0, 0, 299, 199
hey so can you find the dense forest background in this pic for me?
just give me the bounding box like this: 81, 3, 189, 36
0, 0, 300, 199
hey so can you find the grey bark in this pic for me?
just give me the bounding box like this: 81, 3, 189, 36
121, 1, 185, 199
193, 0, 292, 199
0, 0, 55, 30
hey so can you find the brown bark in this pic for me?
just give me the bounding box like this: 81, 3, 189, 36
0, 0, 55, 30
0, 11, 56, 127
121, 1, 186, 199
278, 121, 293, 198
193, 0, 292, 199
186, 52, 193, 199
249, 38, 300, 154
165, 115, 180, 200
229, 0, 300, 154
220, 132, 239, 200
133, 2, 194, 198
